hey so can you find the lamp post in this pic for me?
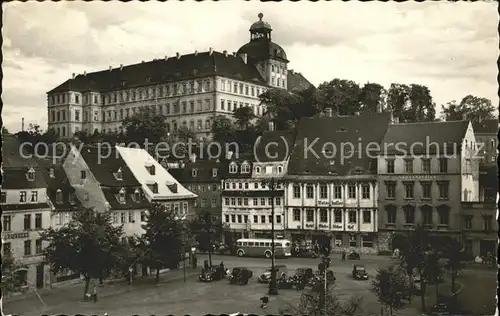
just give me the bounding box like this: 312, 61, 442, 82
261, 177, 282, 296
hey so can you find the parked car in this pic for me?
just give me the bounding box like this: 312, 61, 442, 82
347, 251, 361, 260
229, 267, 253, 285
294, 268, 314, 282
257, 265, 288, 283
352, 264, 368, 280
198, 265, 226, 282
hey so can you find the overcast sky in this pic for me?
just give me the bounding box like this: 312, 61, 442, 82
2, 1, 498, 132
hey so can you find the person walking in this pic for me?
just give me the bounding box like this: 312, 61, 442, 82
92, 285, 98, 303
341, 249, 346, 261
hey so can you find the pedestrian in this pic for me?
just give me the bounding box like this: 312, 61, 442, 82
260, 296, 269, 309
341, 249, 346, 261
92, 285, 98, 303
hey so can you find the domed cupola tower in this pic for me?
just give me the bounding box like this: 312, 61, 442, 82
237, 13, 289, 89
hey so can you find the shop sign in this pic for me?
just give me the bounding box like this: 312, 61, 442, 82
3, 232, 29, 240
305, 223, 315, 228
332, 224, 343, 229
318, 201, 329, 206
318, 224, 329, 229
400, 175, 437, 181
347, 224, 355, 230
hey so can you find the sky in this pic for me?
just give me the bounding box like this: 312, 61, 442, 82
2, 1, 498, 132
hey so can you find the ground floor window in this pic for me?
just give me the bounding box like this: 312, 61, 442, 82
361, 234, 374, 248
349, 234, 357, 247
334, 234, 342, 246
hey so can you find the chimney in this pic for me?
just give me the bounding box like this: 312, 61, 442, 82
22, 117, 25, 132
268, 121, 275, 132
239, 53, 247, 64
195, 50, 198, 56
209, 47, 213, 55
233, 52, 237, 57
190, 153, 197, 163
223, 50, 228, 57
72, 73, 75, 79
120, 64, 123, 71
176, 52, 180, 59
109, 66, 112, 71
165, 55, 168, 61
84, 71, 87, 76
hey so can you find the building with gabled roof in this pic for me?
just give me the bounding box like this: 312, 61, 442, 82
116, 146, 197, 219
62, 145, 150, 237
46, 13, 312, 140
1, 134, 52, 290
377, 119, 480, 252
283, 113, 392, 253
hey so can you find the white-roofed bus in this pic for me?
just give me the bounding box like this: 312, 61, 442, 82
235, 238, 292, 258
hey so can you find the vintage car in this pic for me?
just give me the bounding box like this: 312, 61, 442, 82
257, 265, 288, 283
198, 265, 227, 282
294, 268, 314, 281
229, 267, 253, 285
352, 264, 368, 280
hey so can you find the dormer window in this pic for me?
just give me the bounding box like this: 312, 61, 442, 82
134, 189, 141, 201
167, 183, 178, 193
192, 168, 198, 177
229, 162, 238, 174
241, 161, 250, 174
56, 189, 63, 204
118, 188, 126, 203
147, 183, 159, 194
49, 168, 55, 178
27, 167, 35, 181
212, 168, 218, 177
277, 165, 283, 173
115, 167, 123, 181
255, 166, 261, 174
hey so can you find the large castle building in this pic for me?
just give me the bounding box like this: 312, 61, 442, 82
46, 13, 312, 139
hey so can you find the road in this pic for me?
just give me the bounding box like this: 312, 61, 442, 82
3, 255, 495, 316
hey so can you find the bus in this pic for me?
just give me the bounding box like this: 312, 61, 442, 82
235, 238, 292, 258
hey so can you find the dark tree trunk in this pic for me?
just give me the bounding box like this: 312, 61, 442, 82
418, 270, 426, 312
83, 276, 91, 301
155, 269, 160, 284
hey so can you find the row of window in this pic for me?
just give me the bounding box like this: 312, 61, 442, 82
227, 163, 286, 175
219, 80, 266, 97
1, 239, 43, 257
224, 181, 283, 190
386, 158, 450, 174
224, 197, 282, 207
385, 181, 449, 200
198, 198, 219, 208
224, 213, 282, 225
2, 213, 43, 231
185, 182, 220, 191
220, 100, 263, 115
463, 215, 494, 231
385, 205, 449, 225
292, 208, 372, 224
292, 183, 372, 200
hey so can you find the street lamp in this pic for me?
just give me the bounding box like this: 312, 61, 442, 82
261, 177, 284, 296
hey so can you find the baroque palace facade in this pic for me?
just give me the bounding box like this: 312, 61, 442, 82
46, 13, 311, 139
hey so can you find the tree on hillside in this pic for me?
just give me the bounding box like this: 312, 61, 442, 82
234, 106, 255, 130
211, 115, 236, 146
122, 107, 168, 145
140, 203, 185, 283
359, 82, 386, 114
442, 95, 496, 123
259, 88, 303, 130
371, 265, 408, 315
316, 79, 362, 116
386, 84, 436, 122
41, 208, 126, 299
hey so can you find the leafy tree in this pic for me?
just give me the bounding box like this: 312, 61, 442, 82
280, 288, 362, 316
316, 79, 362, 116
233, 106, 255, 130
423, 249, 443, 303
386, 84, 436, 122
41, 208, 126, 299
259, 88, 304, 130
371, 265, 408, 315
140, 203, 186, 283
360, 82, 386, 114
176, 126, 197, 143
189, 211, 222, 267
442, 95, 496, 123
1, 256, 29, 295
211, 115, 236, 145
122, 107, 168, 145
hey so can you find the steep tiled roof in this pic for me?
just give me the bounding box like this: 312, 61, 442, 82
473, 118, 498, 134
254, 129, 297, 162
78, 146, 141, 187
1, 134, 40, 169
287, 113, 391, 177
1, 169, 48, 190
381, 120, 469, 155
37, 159, 82, 212
102, 187, 150, 210
287, 70, 313, 91
174, 160, 228, 183
237, 40, 288, 63
48, 51, 267, 94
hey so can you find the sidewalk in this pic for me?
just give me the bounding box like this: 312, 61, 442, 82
3, 267, 200, 305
